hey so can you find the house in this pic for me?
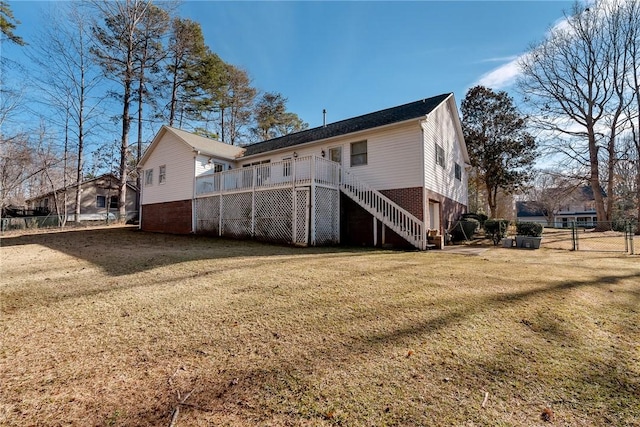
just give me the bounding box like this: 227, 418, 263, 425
26, 173, 138, 222
138, 93, 470, 249
516, 186, 600, 227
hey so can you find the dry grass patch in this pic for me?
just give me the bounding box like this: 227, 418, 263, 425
1, 226, 638, 426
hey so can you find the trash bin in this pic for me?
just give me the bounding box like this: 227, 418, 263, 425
502, 238, 514, 248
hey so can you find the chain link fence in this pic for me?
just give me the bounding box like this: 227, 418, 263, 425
1, 211, 138, 234
540, 221, 637, 254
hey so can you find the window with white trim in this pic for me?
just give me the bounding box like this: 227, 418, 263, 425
436, 143, 445, 168
96, 195, 106, 208
159, 165, 166, 184
350, 141, 367, 166
282, 157, 292, 177
145, 169, 153, 186
455, 163, 462, 181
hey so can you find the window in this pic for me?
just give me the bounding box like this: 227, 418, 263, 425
283, 157, 292, 177
455, 163, 462, 181
159, 165, 166, 184
329, 147, 342, 164
145, 169, 153, 186
96, 195, 106, 208
436, 143, 445, 167
213, 163, 224, 173
109, 196, 118, 209
350, 141, 367, 166
243, 160, 270, 167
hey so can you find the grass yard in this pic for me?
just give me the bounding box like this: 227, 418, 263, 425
0, 226, 638, 426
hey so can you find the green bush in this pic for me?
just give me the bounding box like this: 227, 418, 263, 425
516, 222, 543, 237
450, 218, 480, 242
484, 219, 510, 245
461, 212, 488, 227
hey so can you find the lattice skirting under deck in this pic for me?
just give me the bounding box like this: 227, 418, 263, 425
195, 186, 337, 246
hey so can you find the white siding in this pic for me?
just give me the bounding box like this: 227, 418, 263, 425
422, 101, 468, 205
195, 155, 233, 176
239, 123, 424, 190
141, 132, 196, 205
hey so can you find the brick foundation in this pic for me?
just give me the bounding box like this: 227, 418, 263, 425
424, 189, 467, 233
141, 200, 192, 234
379, 187, 424, 220
342, 187, 466, 249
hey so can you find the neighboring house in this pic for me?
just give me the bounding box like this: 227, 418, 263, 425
138, 93, 470, 249
26, 174, 138, 222
517, 186, 600, 227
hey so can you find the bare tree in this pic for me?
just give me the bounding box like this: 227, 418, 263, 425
614, 133, 639, 226
28, 4, 105, 223
519, 0, 638, 227
622, 0, 640, 231
0, 130, 65, 212
91, 0, 153, 221
525, 169, 583, 225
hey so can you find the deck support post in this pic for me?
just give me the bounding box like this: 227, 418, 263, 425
251, 169, 256, 237
291, 159, 297, 244
373, 217, 378, 247
218, 193, 223, 236
310, 158, 316, 246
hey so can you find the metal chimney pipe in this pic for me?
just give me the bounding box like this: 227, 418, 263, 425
323, 109, 326, 127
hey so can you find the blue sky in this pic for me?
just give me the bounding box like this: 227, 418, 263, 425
5, 0, 573, 130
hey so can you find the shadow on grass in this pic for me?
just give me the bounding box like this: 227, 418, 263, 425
3, 227, 639, 424
0, 227, 393, 315
167, 270, 640, 425
0, 226, 382, 276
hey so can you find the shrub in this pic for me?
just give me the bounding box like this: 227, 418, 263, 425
516, 222, 543, 237
461, 212, 488, 227
450, 218, 480, 242
484, 219, 510, 245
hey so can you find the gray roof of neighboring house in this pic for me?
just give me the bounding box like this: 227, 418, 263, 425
516, 201, 547, 217
242, 93, 452, 156
25, 173, 137, 203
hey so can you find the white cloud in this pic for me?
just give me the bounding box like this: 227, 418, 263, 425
478, 55, 519, 64
475, 55, 526, 90
473, 12, 573, 90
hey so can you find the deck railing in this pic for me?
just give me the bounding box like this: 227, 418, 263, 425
341, 169, 425, 250
194, 155, 424, 249
195, 156, 340, 196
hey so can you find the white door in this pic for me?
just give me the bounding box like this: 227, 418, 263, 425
329, 147, 342, 164
429, 201, 440, 231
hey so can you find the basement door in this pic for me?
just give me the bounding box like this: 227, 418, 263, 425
428, 201, 441, 232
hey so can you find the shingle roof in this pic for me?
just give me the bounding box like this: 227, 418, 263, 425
25, 173, 137, 203
242, 93, 452, 156
165, 126, 245, 160
516, 201, 547, 217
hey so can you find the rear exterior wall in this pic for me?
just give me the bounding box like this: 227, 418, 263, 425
141, 133, 196, 205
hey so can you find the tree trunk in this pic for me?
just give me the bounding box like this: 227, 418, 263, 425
75, 71, 85, 224
119, 57, 132, 223
136, 63, 145, 218
169, 56, 179, 127
586, 123, 607, 228
487, 183, 498, 218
